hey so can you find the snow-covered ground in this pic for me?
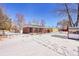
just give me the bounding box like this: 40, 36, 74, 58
0, 32, 79, 56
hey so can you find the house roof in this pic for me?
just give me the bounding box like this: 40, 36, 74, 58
24, 25, 52, 29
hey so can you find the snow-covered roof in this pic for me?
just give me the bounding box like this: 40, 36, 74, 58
24, 24, 52, 29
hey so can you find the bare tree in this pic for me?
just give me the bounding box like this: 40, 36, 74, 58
57, 4, 76, 31
40, 19, 45, 27
31, 18, 37, 26
16, 13, 25, 34
64, 3, 74, 27
75, 4, 79, 27
57, 19, 69, 30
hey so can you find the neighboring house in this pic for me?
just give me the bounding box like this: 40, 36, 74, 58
52, 28, 58, 32
23, 24, 52, 34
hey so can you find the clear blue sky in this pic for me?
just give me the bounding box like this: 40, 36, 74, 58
0, 3, 77, 27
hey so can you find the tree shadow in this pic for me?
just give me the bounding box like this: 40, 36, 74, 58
51, 35, 79, 41
51, 35, 67, 39
68, 38, 79, 41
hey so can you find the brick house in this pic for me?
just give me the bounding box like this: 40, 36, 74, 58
23, 25, 52, 34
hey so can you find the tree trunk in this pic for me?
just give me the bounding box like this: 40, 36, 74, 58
20, 29, 23, 34
75, 4, 79, 27
65, 3, 73, 27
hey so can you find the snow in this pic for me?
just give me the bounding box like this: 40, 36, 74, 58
0, 32, 79, 56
